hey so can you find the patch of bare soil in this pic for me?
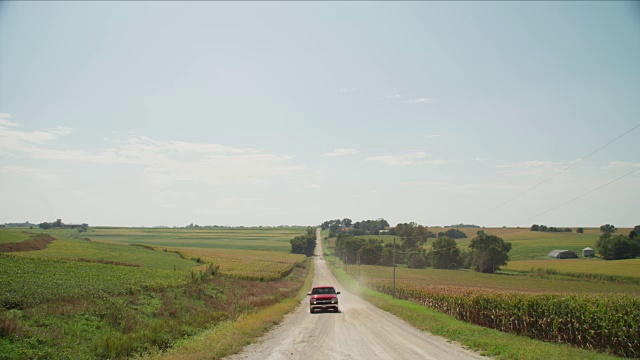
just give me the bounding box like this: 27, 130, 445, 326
0, 234, 55, 252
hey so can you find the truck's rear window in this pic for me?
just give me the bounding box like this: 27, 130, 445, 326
312, 287, 336, 295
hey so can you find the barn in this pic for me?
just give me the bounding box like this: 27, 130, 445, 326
547, 249, 578, 259
582, 247, 595, 257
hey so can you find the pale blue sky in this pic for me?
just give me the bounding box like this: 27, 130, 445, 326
1, 2, 638, 227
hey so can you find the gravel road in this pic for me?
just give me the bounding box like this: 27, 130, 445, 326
227, 229, 486, 360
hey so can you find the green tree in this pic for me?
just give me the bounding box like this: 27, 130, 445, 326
598, 235, 637, 260
442, 228, 467, 239
408, 254, 426, 269
357, 244, 383, 265
469, 234, 512, 273
427, 236, 462, 269
530, 224, 539, 231
289, 227, 316, 257
600, 224, 616, 237
577, 227, 584, 234
396, 222, 434, 251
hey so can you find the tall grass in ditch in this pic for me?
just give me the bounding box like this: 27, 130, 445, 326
148, 257, 314, 360
366, 282, 639, 358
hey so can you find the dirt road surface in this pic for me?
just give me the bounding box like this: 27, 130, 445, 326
227, 229, 485, 360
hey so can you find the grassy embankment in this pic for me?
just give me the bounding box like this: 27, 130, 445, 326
0, 227, 312, 359
324, 231, 635, 359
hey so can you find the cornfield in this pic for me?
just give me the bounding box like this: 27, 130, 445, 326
361, 279, 639, 357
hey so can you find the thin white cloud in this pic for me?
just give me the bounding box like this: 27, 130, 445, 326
0, 119, 305, 187
366, 151, 445, 166
602, 161, 640, 169
427, 134, 441, 138
309, 184, 322, 189
474, 157, 486, 162
404, 98, 441, 104
338, 88, 356, 93
384, 94, 405, 99
403, 180, 517, 192
496, 160, 557, 169
0, 113, 17, 127
325, 148, 359, 157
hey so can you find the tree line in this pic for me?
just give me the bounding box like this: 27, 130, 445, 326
321, 218, 390, 237
530, 224, 575, 233
327, 219, 509, 274
39, 219, 88, 231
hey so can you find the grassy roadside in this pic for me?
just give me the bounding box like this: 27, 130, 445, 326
323, 251, 621, 360
148, 257, 315, 360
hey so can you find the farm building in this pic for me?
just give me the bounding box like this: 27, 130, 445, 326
547, 249, 578, 259
582, 247, 595, 257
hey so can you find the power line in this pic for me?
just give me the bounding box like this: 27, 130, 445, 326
486, 122, 640, 214
523, 166, 640, 222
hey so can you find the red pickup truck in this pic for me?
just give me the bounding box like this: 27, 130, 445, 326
307, 286, 340, 313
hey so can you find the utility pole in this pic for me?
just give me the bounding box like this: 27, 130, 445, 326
393, 237, 396, 299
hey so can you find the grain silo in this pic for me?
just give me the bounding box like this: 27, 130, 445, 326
582, 247, 595, 257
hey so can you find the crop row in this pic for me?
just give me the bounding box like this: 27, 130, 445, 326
0, 254, 188, 309
359, 277, 640, 357
167, 247, 307, 281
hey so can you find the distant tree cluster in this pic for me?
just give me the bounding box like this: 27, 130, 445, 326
427, 236, 463, 269
530, 224, 572, 233
327, 218, 510, 273
321, 218, 389, 237
290, 227, 317, 257
394, 222, 436, 251
321, 218, 352, 237
437, 228, 468, 239
351, 219, 389, 235
39, 219, 88, 232
334, 233, 392, 266
445, 223, 480, 228
3, 222, 34, 228
596, 224, 640, 260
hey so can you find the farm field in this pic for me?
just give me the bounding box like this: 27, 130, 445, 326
504, 258, 640, 279
0, 226, 311, 359
354, 268, 640, 358
12, 237, 199, 271
325, 229, 640, 358
75, 227, 306, 252
169, 247, 306, 281
0, 254, 188, 308
350, 264, 640, 296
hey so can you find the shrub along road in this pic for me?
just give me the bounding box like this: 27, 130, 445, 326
227, 229, 485, 360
